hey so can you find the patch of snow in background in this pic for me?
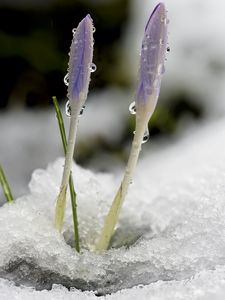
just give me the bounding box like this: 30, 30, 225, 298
0, 89, 128, 201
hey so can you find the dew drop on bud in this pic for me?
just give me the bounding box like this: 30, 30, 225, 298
92, 27, 96, 33
159, 39, 164, 46
157, 64, 165, 75
90, 63, 97, 73
143, 45, 148, 51
161, 16, 165, 23
72, 28, 76, 34
129, 101, 136, 115
142, 128, 149, 144
65, 100, 71, 117
157, 64, 162, 75
161, 16, 169, 25
64, 74, 69, 86
79, 105, 86, 116
167, 46, 170, 52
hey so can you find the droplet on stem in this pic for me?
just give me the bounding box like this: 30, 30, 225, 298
65, 101, 86, 118
65, 100, 71, 117
90, 63, 97, 73
64, 74, 69, 86
142, 128, 149, 144
129, 101, 136, 115
79, 105, 86, 116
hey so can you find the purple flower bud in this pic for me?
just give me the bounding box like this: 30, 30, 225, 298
67, 14, 94, 105
135, 3, 168, 116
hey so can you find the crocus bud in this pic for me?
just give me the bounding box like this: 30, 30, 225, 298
67, 14, 94, 109
54, 15, 94, 232
95, 4, 169, 252
135, 3, 168, 123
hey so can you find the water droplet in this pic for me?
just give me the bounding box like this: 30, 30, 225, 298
72, 28, 76, 34
157, 64, 162, 75
90, 63, 97, 73
159, 39, 164, 45
161, 16, 165, 23
65, 100, 71, 117
142, 128, 149, 144
157, 64, 165, 75
79, 105, 86, 116
143, 45, 148, 51
150, 45, 157, 50
161, 16, 169, 25
64, 74, 69, 86
153, 79, 159, 88
92, 27, 96, 33
129, 101, 136, 115
65, 102, 86, 117
167, 46, 170, 52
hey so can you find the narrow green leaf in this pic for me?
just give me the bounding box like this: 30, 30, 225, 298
52, 96, 80, 252
0, 164, 14, 203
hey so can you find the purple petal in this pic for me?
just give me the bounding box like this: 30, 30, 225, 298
136, 3, 168, 107
67, 15, 94, 103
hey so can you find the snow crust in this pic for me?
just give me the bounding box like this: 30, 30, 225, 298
1, 267, 225, 300
1, 118, 225, 299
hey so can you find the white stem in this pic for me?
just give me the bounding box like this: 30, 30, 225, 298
54, 103, 79, 231
95, 121, 146, 251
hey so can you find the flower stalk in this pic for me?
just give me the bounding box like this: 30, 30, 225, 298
95, 3, 169, 251
53, 96, 80, 252
54, 15, 94, 232
54, 102, 79, 231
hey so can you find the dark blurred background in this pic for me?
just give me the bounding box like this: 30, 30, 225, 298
0, 0, 130, 109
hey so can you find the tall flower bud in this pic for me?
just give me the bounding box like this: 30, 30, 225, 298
95, 3, 169, 252
67, 14, 94, 110
135, 3, 168, 126
54, 15, 94, 232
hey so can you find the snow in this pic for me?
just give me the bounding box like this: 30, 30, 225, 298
1, 1, 225, 298
1, 117, 225, 299
0, 88, 128, 200
1, 267, 225, 300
